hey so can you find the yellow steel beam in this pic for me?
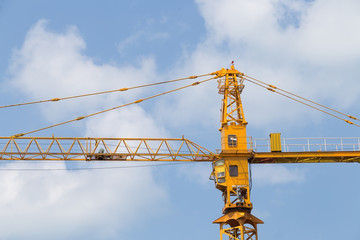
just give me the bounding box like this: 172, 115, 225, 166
0, 137, 216, 162
250, 151, 360, 164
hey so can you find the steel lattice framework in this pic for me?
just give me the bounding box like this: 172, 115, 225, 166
0, 137, 216, 162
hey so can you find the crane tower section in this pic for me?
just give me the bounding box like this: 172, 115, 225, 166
217, 65, 247, 152
212, 65, 262, 240
214, 65, 252, 210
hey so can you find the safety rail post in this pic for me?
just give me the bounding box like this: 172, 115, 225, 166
302, 139, 305, 152
307, 138, 310, 152
247, 137, 253, 152
252, 136, 360, 153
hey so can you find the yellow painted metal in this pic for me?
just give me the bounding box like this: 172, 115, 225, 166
210, 64, 359, 238
214, 65, 253, 211
212, 65, 359, 240
269, 133, 282, 152
221, 125, 248, 152
216, 65, 248, 153
210, 64, 262, 240
213, 211, 263, 240
0, 137, 216, 162
211, 156, 253, 211
250, 151, 360, 163
216, 65, 247, 128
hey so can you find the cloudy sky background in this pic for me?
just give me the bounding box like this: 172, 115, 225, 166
0, 0, 359, 239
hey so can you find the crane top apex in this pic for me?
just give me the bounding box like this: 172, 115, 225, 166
213, 65, 243, 78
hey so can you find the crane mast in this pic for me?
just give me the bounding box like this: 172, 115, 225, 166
211, 65, 360, 240
211, 65, 262, 240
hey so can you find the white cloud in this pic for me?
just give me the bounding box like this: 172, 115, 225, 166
176, 163, 213, 187
8, 19, 159, 123
3, 20, 170, 239
118, 30, 169, 54
196, 0, 360, 64
187, 0, 360, 131
251, 164, 305, 185
295, 0, 360, 64
85, 106, 169, 138
0, 162, 167, 239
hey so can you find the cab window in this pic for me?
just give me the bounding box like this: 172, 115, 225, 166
229, 165, 238, 177
228, 135, 237, 147
214, 159, 225, 166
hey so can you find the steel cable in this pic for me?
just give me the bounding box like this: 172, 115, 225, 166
244, 74, 360, 122
244, 77, 360, 127
11, 76, 217, 137
0, 73, 212, 109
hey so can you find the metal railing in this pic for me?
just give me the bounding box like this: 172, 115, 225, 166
252, 137, 360, 152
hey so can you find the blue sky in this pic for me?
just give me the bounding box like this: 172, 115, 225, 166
0, 0, 360, 239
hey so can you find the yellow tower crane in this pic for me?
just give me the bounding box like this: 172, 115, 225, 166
1, 64, 360, 240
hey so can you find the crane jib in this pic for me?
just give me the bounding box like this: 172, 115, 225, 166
0, 137, 216, 162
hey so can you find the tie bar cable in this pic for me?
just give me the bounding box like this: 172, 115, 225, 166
11, 76, 217, 138
244, 77, 360, 128
0, 73, 212, 109
244, 74, 360, 122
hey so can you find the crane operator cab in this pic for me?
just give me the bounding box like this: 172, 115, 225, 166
210, 157, 252, 213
